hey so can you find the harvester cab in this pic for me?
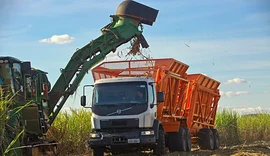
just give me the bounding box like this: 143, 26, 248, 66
0, 56, 54, 155
0, 57, 26, 96
0, 56, 50, 101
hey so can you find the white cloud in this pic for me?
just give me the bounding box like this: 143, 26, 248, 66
39, 34, 74, 44
232, 107, 270, 114
220, 91, 251, 98
225, 78, 248, 84
218, 106, 270, 115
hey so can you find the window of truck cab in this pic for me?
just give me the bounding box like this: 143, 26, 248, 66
93, 81, 148, 105
148, 83, 154, 104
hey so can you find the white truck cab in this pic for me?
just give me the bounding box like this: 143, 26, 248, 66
81, 77, 165, 155
91, 77, 157, 129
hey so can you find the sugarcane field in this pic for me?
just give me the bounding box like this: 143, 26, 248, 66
1, 0, 270, 156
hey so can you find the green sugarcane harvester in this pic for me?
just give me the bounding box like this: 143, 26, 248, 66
0, 1, 158, 155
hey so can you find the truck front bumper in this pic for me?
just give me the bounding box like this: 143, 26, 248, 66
88, 129, 156, 147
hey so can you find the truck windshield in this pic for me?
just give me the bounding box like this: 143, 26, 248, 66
93, 82, 148, 105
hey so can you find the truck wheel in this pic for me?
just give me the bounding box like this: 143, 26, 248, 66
168, 127, 187, 152
93, 147, 105, 156
211, 129, 220, 150
198, 128, 214, 150
183, 127, 191, 151
176, 127, 187, 151
153, 128, 165, 156
167, 132, 174, 152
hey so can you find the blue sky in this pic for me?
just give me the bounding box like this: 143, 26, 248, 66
1, 0, 270, 112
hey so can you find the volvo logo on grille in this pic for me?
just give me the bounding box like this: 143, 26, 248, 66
106, 107, 132, 116
116, 109, 122, 114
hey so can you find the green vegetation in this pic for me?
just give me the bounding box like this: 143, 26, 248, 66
0, 93, 10, 154
47, 108, 92, 155
215, 109, 270, 145
215, 109, 241, 145
237, 113, 270, 142
2, 101, 269, 155
48, 108, 270, 155
0, 91, 28, 155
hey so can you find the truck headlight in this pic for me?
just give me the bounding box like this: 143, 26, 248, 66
90, 133, 101, 138
141, 130, 154, 135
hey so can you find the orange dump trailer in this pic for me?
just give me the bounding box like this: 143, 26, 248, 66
185, 74, 220, 137
92, 58, 221, 151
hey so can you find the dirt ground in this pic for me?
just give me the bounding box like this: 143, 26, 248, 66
102, 141, 270, 156
167, 141, 270, 156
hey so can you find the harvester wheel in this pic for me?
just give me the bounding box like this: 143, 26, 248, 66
198, 128, 214, 150
211, 129, 220, 149
153, 127, 165, 156
168, 127, 187, 152
183, 127, 191, 151
93, 147, 105, 156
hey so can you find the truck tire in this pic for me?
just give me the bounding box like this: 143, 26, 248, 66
168, 127, 187, 152
211, 129, 220, 150
183, 127, 191, 151
93, 147, 105, 156
198, 128, 214, 150
153, 128, 165, 156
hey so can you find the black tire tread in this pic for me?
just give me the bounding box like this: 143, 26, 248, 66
168, 127, 187, 152
198, 128, 214, 150
183, 127, 191, 151
93, 147, 105, 156
154, 128, 166, 156
211, 129, 220, 150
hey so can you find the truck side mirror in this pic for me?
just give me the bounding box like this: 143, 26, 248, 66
81, 95, 86, 107
81, 85, 94, 108
157, 91, 164, 103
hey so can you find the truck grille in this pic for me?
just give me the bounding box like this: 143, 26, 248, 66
112, 136, 127, 144
112, 120, 127, 126
100, 118, 139, 129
